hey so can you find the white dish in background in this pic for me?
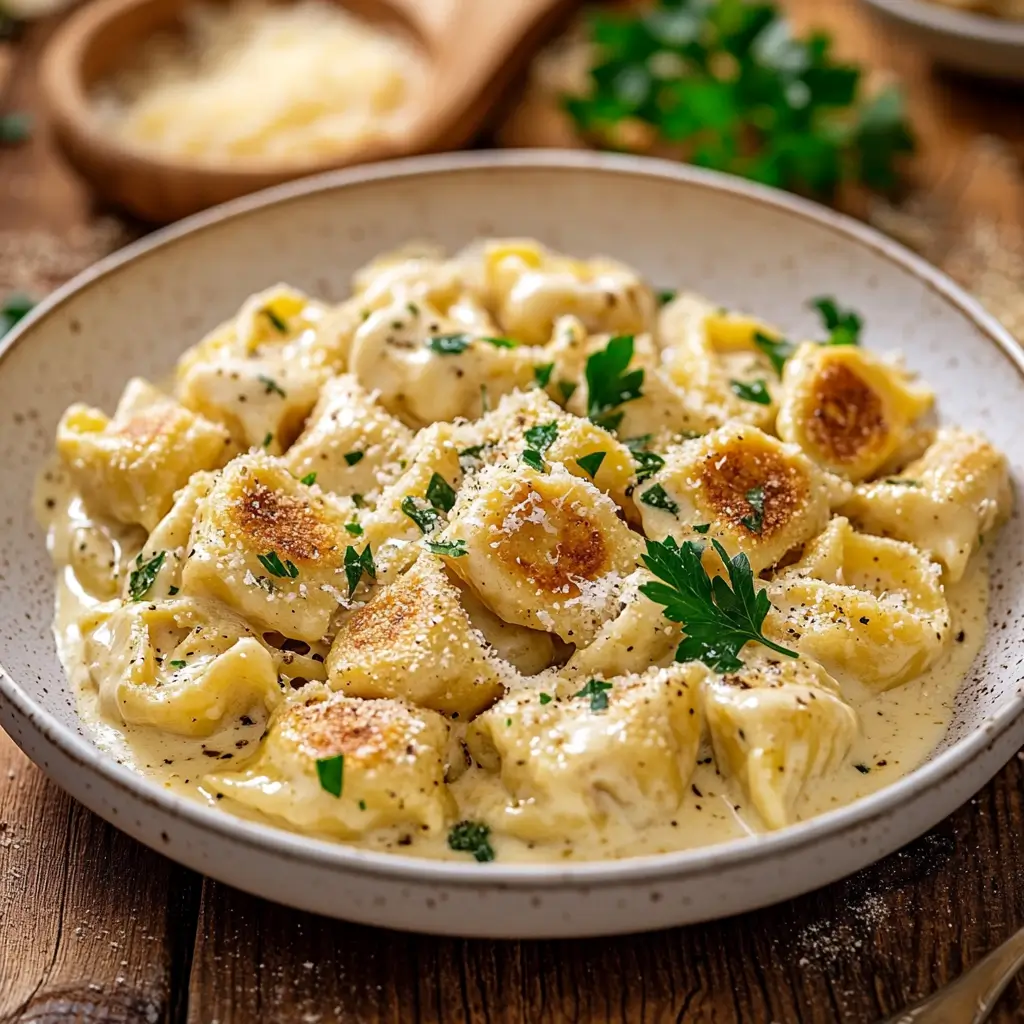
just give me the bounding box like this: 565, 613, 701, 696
1, 151, 1023, 938
859, 0, 1024, 80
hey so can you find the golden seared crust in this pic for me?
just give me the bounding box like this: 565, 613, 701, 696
699, 435, 809, 541
233, 482, 341, 565
805, 361, 887, 466
342, 581, 419, 654
492, 480, 608, 595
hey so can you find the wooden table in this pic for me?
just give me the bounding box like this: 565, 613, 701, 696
2, 1, 1024, 1021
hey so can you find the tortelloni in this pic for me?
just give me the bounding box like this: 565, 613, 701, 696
702, 655, 857, 829
204, 687, 454, 838
767, 518, 950, 691
842, 428, 1011, 582
45, 238, 1010, 865
80, 596, 282, 735
465, 664, 706, 841
634, 424, 847, 574
776, 343, 933, 481
56, 378, 232, 531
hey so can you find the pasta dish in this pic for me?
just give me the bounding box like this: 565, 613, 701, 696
40, 240, 1011, 863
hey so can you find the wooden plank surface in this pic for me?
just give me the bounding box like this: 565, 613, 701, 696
3, 1, 1024, 1021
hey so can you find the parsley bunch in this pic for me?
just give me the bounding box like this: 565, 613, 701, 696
564, 0, 914, 199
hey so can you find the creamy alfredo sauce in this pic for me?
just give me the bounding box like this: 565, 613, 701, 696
37, 459, 989, 864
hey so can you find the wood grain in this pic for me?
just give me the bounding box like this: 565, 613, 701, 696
3, 0, 1024, 1021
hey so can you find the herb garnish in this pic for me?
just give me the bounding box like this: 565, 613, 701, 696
447, 820, 495, 862
539, 692, 553, 705
557, 380, 578, 403
401, 496, 441, 534
575, 451, 607, 479
351, 494, 367, 508
426, 539, 468, 558
300, 472, 317, 486
882, 478, 921, 487
534, 362, 555, 387
0, 292, 34, 339
693, 523, 711, 535
345, 522, 364, 536
522, 449, 546, 473
262, 307, 289, 334
316, 754, 344, 797
481, 336, 518, 349
854, 763, 871, 775
261, 432, 273, 450
657, 289, 677, 306
168, 586, 180, 595
426, 472, 457, 512
427, 333, 471, 355
754, 331, 796, 376
633, 449, 665, 483
258, 374, 286, 398
169, 659, 187, 669
740, 486, 766, 534
344, 451, 364, 466
258, 551, 299, 579
563, 0, 914, 200
524, 421, 559, 453
730, 378, 772, 405
640, 484, 679, 515
639, 537, 798, 672
574, 678, 614, 713
586, 335, 644, 432
343, 544, 376, 597
129, 551, 166, 601
812, 296, 863, 346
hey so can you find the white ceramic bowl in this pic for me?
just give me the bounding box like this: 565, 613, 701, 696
858, 0, 1024, 80
2, 152, 1023, 939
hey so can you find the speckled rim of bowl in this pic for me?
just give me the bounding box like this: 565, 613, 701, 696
2, 149, 1023, 889
861, 0, 1024, 43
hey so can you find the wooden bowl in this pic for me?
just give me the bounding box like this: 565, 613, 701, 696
40, 0, 577, 222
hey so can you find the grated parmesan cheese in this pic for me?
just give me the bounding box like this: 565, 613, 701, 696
93, 0, 421, 165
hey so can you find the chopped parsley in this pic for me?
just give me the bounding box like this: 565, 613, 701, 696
258, 551, 299, 579
426, 472, 457, 512
169, 659, 187, 669
0, 292, 34, 339
575, 451, 607, 479
693, 523, 711, 535
300, 472, 317, 486
557, 380, 578, 403
812, 296, 863, 346
316, 754, 344, 797
883, 478, 921, 487
539, 692, 553, 705
261, 432, 273, 450
343, 544, 376, 596
854, 763, 871, 775
262, 307, 289, 334
640, 484, 679, 515
656, 288, 677, 306
427, 333, 471, 355
633, 449, 665, 484
524, 421, 559, 453
351, 494, 367, 508
640, 536, 798, 672
753, 331, 796, 376
344, 451, 364, 466
574, 678, 614, 713
257, 374, 286, 398
522, 449, 546, 473
401, 496, 441, 534
344, 522, 364, 536
426, 539, 468, 558
447, 820, 495, 862
481, 335, 518, 348
129, 551, 166, 601
585, 335, 644, 432
730, 378, 772, 405
740, 486, 766, 534
168, 585, 180, 595
534, 362, 555, 387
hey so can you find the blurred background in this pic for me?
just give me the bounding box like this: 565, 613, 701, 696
0, 0, 1022, 343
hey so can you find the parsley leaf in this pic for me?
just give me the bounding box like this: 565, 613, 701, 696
345, 522, 364, 536
344, 451, 364, 466
740, 486, 765, 534
169, 659, 187, 669
261, 432, 273, 450
557, 380, 578, 403
129, 551, 166, 601
575, 451, 607, 479
0, 292, 34, 339
586, 335, 644, 432
754, 331, 796, 376
657, 288, 677, 306
481, 335, 518, 349
522, 449, 546, 473
258, 551, 299, 579
351, 494, 367, 509
427, 333, 471, 355
300, 472, 317, 486
426, 472, 457, 513
693, 523, 711, 535
639, 537, 798, 672
534, 362, 555, 387
258, 374, 286, 397
401, 496, 441, 534
448, 820, 495, 862
343, 544, 376, 597
262, 307, 288, 333
574, 678, 614, 713
316, 754, 344, 797
539, 692, 553, 705
811, 296, 863, 346
426, 539, 468, 558
640, 484, 679, 515
730, 378, 772, 405
883, 478, 921, 487
524, 421, 559, 453
633, 449, 665, 483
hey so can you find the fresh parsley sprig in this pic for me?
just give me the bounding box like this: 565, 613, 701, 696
811, 296, 863, 346
639, 536, 798, 672
343, 544, 376, 597
564, 0, 914, 200
586, 335, 644, 432
129, 551, 166, 601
